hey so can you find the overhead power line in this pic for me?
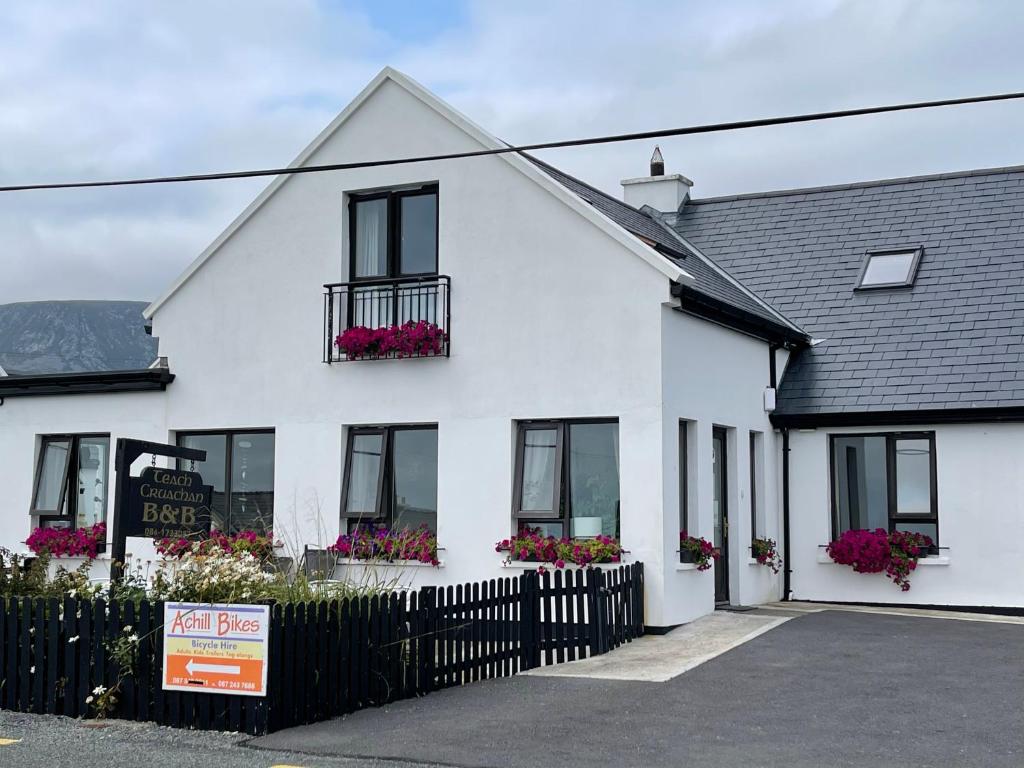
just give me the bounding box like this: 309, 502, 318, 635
2, 89, 1023, 193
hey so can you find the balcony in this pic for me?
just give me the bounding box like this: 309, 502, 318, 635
323, 275, 451, 363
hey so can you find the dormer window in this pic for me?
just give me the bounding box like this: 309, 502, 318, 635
350, 184, 438, 280
855, 247, 923, 290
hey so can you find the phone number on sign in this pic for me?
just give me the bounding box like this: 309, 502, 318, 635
168, 677, 259, 691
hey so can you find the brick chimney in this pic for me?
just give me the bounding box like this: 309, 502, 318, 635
621, 145, 693, 211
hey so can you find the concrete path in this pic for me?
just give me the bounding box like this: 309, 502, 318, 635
525, 610, 790, 681
251, 609, 1024, 767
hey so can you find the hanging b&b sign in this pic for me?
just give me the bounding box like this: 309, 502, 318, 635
123, 466, 214, 539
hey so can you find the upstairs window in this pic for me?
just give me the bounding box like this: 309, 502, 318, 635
855, 247, 923, 290
349, 185, 438, 281
513, 420, 620, 538
30, 435, 110, 530
830, 432, 938, 543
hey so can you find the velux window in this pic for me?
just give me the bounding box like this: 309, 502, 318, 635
513, 420, 620, 538
30, 435, 110, 530
177, 430, 276, 534
342, 426, 438, 532
855, 247, 923, 290
830, 432, 938, 543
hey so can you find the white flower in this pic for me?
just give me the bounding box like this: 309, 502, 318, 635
85, 695, 94, 704
128, 634, 139, 644
68, 635, 79, 643
29, 666, 35, 674
122, 625, 132, 633
92, 685, 106, 696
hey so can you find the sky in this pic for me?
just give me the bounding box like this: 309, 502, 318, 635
2, 0, 1024, 304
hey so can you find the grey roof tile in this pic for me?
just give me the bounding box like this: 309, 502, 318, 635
669, 165, 1024, 415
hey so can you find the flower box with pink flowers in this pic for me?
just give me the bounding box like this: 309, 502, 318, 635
334, 321, 448, 361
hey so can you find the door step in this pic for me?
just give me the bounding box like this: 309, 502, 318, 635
715, 604, 758, 613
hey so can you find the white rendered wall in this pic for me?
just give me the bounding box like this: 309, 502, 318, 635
659, 310, 784, 625
0, 391, 169, 566
787, 423, 1024, 608
147, 78, 674, 616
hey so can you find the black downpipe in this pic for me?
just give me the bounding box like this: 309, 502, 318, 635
781, 427, 792, 601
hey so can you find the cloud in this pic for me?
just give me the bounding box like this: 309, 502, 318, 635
1, 0, 1022, 302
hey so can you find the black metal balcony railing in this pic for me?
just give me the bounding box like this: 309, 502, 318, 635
323, 275, 451, 363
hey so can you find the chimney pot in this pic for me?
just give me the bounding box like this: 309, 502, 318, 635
650, 146, 665, 176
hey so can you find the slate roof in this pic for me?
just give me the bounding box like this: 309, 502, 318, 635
527, 156, 806, 337
668, 165, 1024, 416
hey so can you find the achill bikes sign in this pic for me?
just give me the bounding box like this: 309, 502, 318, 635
124, 466, 214, 539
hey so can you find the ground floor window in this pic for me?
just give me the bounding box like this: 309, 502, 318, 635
342, 425, 438, 532
177, 430, 275, 534
513, 419, 619, 538
30, 434, 110, 530
830, 432, 937, 542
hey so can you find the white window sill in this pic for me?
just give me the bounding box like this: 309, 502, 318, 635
335, 558, 444, 569
816, 550, 949, 566
501, 560, 625, 570
675, 563, 702, 572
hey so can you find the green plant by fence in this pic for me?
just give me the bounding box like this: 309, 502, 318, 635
0, 563, 643, 735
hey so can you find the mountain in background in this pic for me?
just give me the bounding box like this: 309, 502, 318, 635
0, 300, 157, 375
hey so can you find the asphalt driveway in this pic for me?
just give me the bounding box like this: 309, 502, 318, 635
252, 609, 1024, 768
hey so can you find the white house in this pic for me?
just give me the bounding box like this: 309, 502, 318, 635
2, 68, 1022, 627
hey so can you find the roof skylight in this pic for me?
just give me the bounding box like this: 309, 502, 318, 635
856, 247, 923, 290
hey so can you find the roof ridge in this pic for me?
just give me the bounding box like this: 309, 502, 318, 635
688, 162, 1024, 205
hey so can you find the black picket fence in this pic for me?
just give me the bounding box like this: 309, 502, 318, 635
0, 563, 643, 735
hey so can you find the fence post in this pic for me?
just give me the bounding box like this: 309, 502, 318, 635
420, 586, 437, 693
518, 572, 539, 671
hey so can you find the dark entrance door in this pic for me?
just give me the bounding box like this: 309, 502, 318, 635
712, 427, 729, 603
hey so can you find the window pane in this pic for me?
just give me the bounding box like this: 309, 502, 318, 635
569, 423, 619, 537
75, 437, 109, 528
230, 433, 275, 534
832, 436, 888, 533
749, 432, 759, 540
895, 439, 932, 516
712, 431, 726, 549
392, 428, 438, 532
862, 252, 914, 286
895, 521, 937, 544
179, 434, 228, 531
353, 198, 388, 278
519, 428, 558, 513
33, 439, 71, 513
399, 193, 437, 275
678, 422, 688, 533
521, 521, 563, 538
345, 432, 384, 517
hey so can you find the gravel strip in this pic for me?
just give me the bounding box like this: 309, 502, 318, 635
0, 710, 431, 768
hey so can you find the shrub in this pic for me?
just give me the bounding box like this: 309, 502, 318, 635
150, 544, 273, 603
495, 528, 623, 569
826, 528, 933, 591
330, 525, 439, 566
679, 532, 720, 571
0, 548, 50, 598
751, 537, 783, 574
155, 529, 275, 561
26, 522, 106, 559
